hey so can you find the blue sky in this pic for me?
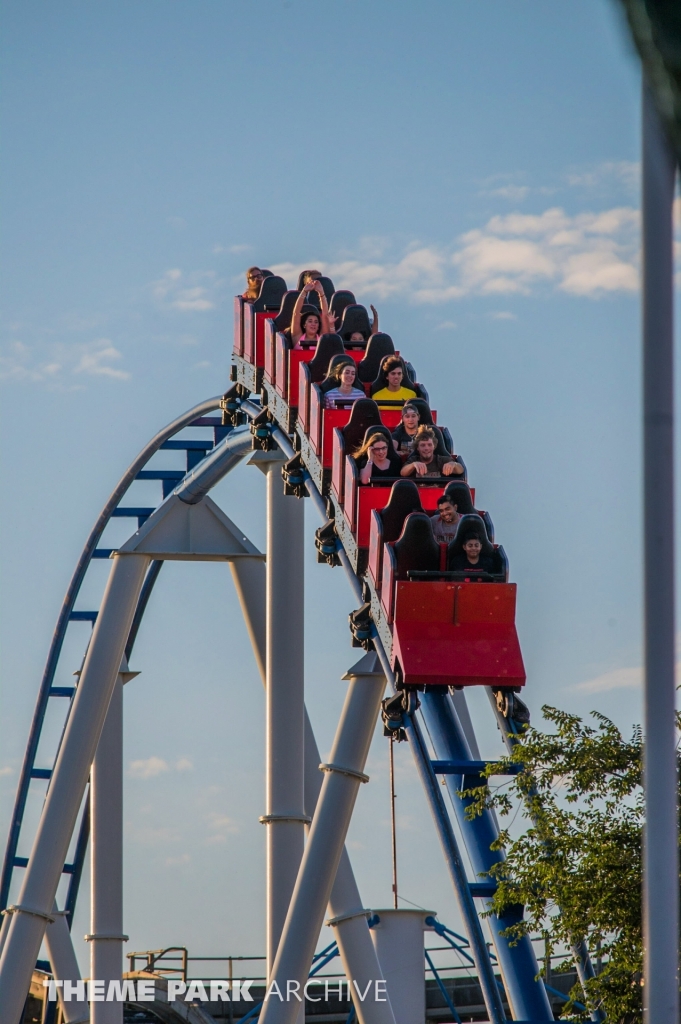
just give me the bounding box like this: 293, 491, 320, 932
1, 0, 675, 973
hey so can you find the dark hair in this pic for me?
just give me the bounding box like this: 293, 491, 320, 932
461, 532, 481, 544
301, 310, 321, 334
401, 403, 420, 420
382, 355, 404, 375
437, 495, 455, 507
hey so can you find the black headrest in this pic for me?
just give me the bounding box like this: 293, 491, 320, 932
379, 480, 424, 542
357, 333, 395, 383
339, 304, 371, 344
447, 515, 494, 559
319, 354, 355, 393
304, 276, 336, 311
261, 269, 274, 278
297, 270, 319, 289
394, 513, 441, 576
307, 334, 345, 383
340, 398, 382, 451
406, 398, 433, 425
329, 290, 356, 330
273, 290, 300, 332
252, 275, 287, 312
442, 482, 476, 516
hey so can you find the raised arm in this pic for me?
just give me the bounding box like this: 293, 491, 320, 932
370, 304, 379, 334
311, 281, 334, 333
291, 285, 312, 340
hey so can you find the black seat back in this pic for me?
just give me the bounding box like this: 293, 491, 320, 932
447, 515, 495, 563
408, 398, 433, 424
329, 290, 356, 330
339, 304, 371, 345
357, 333, 395, 383
340, 399, 383, 451
307, 334, 345, 382
273, 290, 300, 332
305, 276, 336, 310
379, 480, 424, 542
394, 513, 441, 576
252, 275, 287, 312
442, 481, 476, 515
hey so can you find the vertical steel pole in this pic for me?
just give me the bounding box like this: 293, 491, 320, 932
259, 666, 388, 1024
641, 81, 678, 1024
87, 674, 125, 1024
263, 459, 306, 977
0, 553, 149, 1024
231, 558, 396, 1024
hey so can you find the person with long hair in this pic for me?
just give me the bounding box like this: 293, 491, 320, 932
400, 426, 463, 478
242, 266, 264, 301
323, 361, 366, 409
391, 402, 421, 458
290, 279, 334, 348
354, 432, 402, 484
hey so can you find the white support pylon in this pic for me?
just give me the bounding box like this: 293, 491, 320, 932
260, 652, 388, 1024
260, 454, 306, 977
0, 553, 150, 1024
86, 661, 136, 1024
44, 903, 90, 1024
231, 552, 396, 1024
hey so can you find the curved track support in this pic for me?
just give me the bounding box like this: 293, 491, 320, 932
0, 397, 223, 915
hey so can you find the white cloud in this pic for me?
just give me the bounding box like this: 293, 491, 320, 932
566, 161, 640, 191
165, 853, 191, 866
205, 812, 239, 844
152, 269, 219, 312
128, 756, 169, 779
491, 311, 517, 320
487, 185, 530, 202
176, 758, 193, 772
269, 206, 643, 305
75, 341, 130, 380
435, 321, 457, 330
0, 766, 14, 777
1, 338, 129, 385
572, 667, 642, 694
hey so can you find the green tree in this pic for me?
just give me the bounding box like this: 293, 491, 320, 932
465, 706, 646, 1022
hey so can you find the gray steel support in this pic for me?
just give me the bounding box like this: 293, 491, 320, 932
641, 82, 678, 1024
0, 553, 150, 1024
259, 658, 387, 1024
44, 905, 90, 1023
87, 675, 125, 1024
231, 558, 396, 1024
264, 461, 306, 976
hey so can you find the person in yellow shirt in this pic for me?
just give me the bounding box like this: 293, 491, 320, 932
371, 356, 417, 408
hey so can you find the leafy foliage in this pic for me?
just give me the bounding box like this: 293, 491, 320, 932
463, 706, 645, 1022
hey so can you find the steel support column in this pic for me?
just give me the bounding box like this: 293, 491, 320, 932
260, 659, 387, 1024
641, 81, 678, 1024
87, 674, 125, 1024
264, 460, 306, 976
231, 558, 396, 1024
0, 553, 150, 1024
